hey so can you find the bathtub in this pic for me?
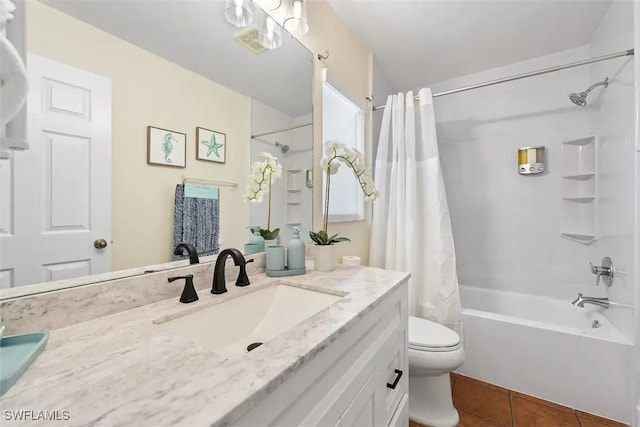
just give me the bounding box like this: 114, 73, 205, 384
457, 285, 634, 424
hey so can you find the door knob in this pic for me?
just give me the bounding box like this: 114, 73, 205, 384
94, 238, 108, 249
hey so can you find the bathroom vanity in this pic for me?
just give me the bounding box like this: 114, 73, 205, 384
236, 277, 409, 427
0, 263, 409, 427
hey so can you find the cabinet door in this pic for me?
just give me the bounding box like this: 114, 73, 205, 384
339, 366, 387, 427
383, 327, 408, 425
388, 394, 408, 427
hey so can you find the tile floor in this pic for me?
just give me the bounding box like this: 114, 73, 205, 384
409, 374, 628, 427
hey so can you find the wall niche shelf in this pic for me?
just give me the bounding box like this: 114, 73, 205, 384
562, 172, 596, 180
560, 233, 597, 244
285, 169, 305, 226
561, 196, 596, 203
560, 136, 597, 245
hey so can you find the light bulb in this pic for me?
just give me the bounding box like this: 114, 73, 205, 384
283, 0, 309, 37
261, 0, 282, 11
292, 0, 302, 18
224, 0, 253, 27
259, 15, 283, 49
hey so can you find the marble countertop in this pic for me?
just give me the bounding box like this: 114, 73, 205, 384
0, 265, 409, 427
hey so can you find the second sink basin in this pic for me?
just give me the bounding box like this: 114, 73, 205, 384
155, 283, 344, 358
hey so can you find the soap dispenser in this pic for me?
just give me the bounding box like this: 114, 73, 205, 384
287, 227, 306, 270
245, 226, 265, 254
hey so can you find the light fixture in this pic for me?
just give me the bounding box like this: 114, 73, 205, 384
283, 0, 309, 37
261, 0, 282, 11
224, 0, 253, 27
258, 15, 283, 49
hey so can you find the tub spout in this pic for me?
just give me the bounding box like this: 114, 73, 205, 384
571, 293, 609, 309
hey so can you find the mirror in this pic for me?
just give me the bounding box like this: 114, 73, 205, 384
0, 0, 313, 291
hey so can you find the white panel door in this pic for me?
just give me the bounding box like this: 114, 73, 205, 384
0, 55, 111, 288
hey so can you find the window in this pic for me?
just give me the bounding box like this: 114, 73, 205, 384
322, 83, 365, 222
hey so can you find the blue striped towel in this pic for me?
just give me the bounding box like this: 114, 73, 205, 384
173, 184, 220, 259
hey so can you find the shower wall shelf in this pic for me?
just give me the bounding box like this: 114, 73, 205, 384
560, 233, 597, 244
561, 196, 596, 202
562, 172, 596, 180
285, 169, 304, 226
560, 136, 598, 245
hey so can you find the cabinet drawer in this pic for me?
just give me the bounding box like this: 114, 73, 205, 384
381, 326, 407, 426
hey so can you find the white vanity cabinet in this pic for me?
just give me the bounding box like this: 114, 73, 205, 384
235, 280, 409, 427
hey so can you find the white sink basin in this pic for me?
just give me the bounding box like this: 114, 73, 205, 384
155, 283, 343, 358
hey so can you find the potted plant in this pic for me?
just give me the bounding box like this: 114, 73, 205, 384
243, 152, 283, 245
310, 140, 378, 271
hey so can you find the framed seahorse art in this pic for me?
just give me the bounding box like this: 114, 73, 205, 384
147, 126, 187, 168
196, 127, 226, 164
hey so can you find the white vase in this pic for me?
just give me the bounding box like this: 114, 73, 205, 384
313, 244, 336, 271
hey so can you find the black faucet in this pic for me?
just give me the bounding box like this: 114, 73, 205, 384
168, 274, 199, 303
211, 248, 253, 294
174, 242, 199, 265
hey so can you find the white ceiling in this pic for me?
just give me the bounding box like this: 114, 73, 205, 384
43, 0, 313, 117
327, 0, 614, 91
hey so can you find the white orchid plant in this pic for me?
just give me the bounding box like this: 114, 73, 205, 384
310, 140, 379, 246
243, 152, 283, 240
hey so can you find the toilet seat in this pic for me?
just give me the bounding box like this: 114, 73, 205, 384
409, 316, 462, 352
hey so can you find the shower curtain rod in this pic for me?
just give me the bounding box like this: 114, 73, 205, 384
372, 48, 635, 111
251, 122, 312, 139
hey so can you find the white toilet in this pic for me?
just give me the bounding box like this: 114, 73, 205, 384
408, 315, 465, 427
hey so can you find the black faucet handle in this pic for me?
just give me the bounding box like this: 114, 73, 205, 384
236, 258, 253, 287
167, 274, 194, 282
168, 274, 199, 304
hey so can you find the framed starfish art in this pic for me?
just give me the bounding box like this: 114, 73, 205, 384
196, 127, 226, 163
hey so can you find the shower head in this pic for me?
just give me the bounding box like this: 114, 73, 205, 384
569, 92, 588, 106
275, 141, 290, 154
569, 77, 609, 106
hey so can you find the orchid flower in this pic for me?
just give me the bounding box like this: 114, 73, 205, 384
311, 140, 379, 245
243, 152, 283, 237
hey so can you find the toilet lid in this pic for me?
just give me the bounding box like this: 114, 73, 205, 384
409, 316, 461, 350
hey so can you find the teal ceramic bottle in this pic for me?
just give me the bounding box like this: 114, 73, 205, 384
244, 226, 265, 254
287, 227, 306, 270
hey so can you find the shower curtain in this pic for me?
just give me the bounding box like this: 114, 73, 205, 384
370, 89, 462, 333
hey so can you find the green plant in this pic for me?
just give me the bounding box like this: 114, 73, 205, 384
252, 227, 280, 241
311, 140, 378, 245
243, 152, 282, 240
309, 230, 351, 245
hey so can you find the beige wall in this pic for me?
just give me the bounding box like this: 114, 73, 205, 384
257, 0, 374, 264
307, 1, 373, 265
26, 1, 250, 271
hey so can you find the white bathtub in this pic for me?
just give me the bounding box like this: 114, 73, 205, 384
458, 285, 634, 424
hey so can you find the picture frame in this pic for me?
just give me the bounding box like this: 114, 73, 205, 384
147, 126, 187, 168
196, 127, 226, 163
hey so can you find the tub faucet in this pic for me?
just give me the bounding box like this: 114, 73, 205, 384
571, 293, 609, 309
